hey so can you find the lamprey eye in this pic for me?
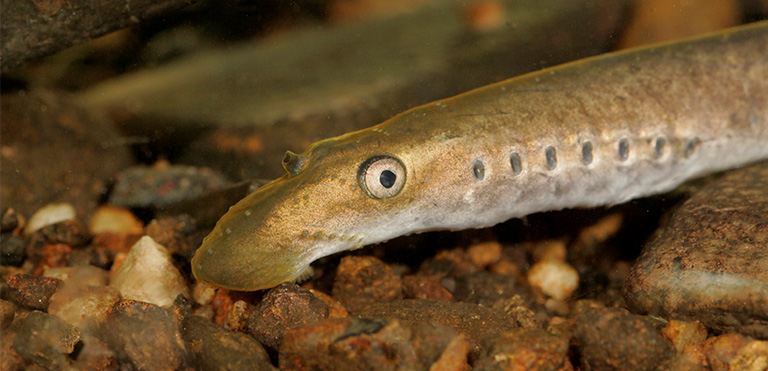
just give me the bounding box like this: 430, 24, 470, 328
358, 155, 406, 199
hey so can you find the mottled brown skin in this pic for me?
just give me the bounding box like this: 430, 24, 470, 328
193, 21, 768, 291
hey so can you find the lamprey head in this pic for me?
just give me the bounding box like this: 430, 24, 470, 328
191, 130, 427, 291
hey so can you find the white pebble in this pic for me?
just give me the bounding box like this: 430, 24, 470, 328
88, 205, 144, 235
527, 260, 579, 301
24, 202, 75, 235
110, 236, 188, 307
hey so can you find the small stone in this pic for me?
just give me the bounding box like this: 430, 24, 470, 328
100, 299, 185, 371
703, 333, 755, 371
420, 247, 480, 278
43, 265, 109, 286
225, 300, 255, 332
0, 299, 15, 330
453, 271, 530, 307
192, 281, 218, 305
1, 234, 27, 267
24, 203, 75, 235
247, 282, 329, 350
402, 274, 455, 302
5, 274, 61, 310
145, 214, 199, 260
183, 315, 276, 371
661, 320, 708, 353
109, 163, 229, 208
71, 335, 118, 371
529, 239, 567, 262
109, 235, 188, 307
625, 163, 768, 337
473, 327, 570, 371
729, 339, 768, 371
279, 318, 468, 371
309, 289, 349, 318
88, 205, 144, 235
466, 240, 502, 268
571, 303, 673, 371
48, 285, 120, 331
359, 298, 516, 359
527, 259, 579, 301
1, 208, 22, 233
36, 243, 72, 272
332, 255, 403, 313
26, 220, 90, 263
13, 311, 81, 370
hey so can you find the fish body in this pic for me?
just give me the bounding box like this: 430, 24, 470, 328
193, 22, 768, 291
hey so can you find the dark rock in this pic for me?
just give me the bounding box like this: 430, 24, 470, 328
1, 234, 27, 267
571, 303, 674, 371
358, 299, 516, 359
473, 328, 570, 371
247, 283, 329, 350
625, 162, 768, 337
13, 311, 81, 370
5, 274, 61, 310
279, 317, 469, 371
183, 315, 276, 371
332, 256, 403, 313
99, 299, 186, 370
1, 208, 21, 233
0, 90, 131, 219
109, 164, 229, 208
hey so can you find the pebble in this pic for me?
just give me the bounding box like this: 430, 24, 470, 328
225, 300, 255, 332
5, 274, 61, 310
359, 298, 516, 359
473, 327, 570, 371
24, 203, 76, 235
247, 282, 329, 350
0, 299, 15, 330
48, 285, 121, 331
466, 240, 502, 268
527, 259, 580, 301
88, 205, 144, 235
109, 235, 189, 307
401, 274, 456, 302
570, 302, 674, 371
452, 270, 531, 308
43, 264, 109, 286
0, 234, 27, 267
332, 255, 403, 313
13, 311, 81, 370
1, 208, 23, 233
309, 288, 349, 318
661, 320, 708, 353
144, 214, 199, 260
183, 315, 276, 371
704, 333, 768, 371
99, 299, 186, 371
279, 317, 469, 370
108, 163, 229, 208
625, 163, 768, 337
26, 219, 90, 263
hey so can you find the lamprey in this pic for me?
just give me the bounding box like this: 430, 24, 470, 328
192, 22, 768, 291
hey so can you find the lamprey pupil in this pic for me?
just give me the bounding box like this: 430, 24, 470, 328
380, 170, 396, 188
